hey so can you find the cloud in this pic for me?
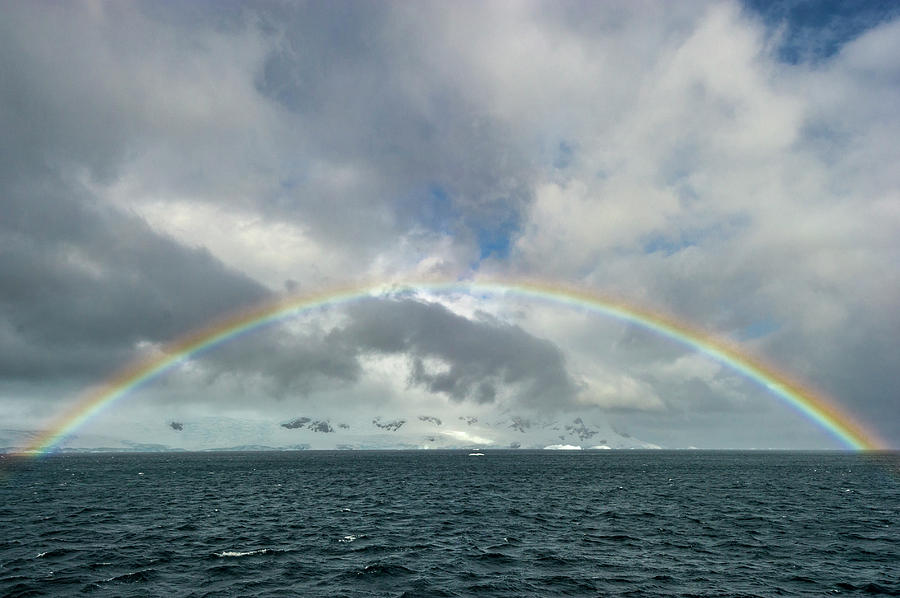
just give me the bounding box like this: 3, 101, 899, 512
440, 429, 494, 446
336, 297, 581, 408
0, 1, 897, 448
170, 296, 581, 412
0, 176, 267, 383
0, 3, 272, 386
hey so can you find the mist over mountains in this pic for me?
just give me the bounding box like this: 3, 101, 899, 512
1, 412, 660, 453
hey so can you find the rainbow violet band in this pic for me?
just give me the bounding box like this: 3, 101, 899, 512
18, 279, 887, 455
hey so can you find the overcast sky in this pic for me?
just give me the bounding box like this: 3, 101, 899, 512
1, 0, 898, 449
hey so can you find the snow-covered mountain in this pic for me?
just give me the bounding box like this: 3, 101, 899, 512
0, 413, 660, 452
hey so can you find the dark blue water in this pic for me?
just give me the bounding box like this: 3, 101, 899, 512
1, 451, 898, 597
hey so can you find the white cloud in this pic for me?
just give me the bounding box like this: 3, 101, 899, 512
104, 193, 337, 290
577, 373, 666, 411
439, 429, 494, 446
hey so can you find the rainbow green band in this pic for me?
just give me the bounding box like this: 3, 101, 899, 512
19, 279, 887, 454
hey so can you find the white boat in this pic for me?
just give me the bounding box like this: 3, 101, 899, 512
468, 451, 485, 456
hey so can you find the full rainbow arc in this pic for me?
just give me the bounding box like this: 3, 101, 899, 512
20, 279, 886, 455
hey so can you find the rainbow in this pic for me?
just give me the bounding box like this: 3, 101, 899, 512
17, 279, 887, 455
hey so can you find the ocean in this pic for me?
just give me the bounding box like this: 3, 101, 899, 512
1, 450, 898, 597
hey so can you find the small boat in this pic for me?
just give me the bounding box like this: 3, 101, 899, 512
468, 451, 485, 456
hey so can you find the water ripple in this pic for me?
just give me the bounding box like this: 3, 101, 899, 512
1, 450, 898, 596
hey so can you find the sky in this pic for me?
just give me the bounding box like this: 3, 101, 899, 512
1, 0, 898, 450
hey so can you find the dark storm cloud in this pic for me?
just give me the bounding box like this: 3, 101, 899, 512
185, 297, 581, 409
195, 323, 362, 398
0, 174, 268, 383
0, 4, 269, 384
336, 298, 581, 407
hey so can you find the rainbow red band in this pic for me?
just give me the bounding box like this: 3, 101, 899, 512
18, 279, 888, 455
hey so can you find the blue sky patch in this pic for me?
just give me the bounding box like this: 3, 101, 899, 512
742, 0, 900, 63
472, 211, 519, 261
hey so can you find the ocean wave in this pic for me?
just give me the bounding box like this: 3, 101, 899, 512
4, 451, 897, 597
214, 548, 281, 558
35, 548, 70, 559
356, 563, 415, 577
103, 569, 155, 583
338, 534, 362, 543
